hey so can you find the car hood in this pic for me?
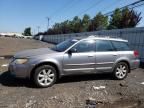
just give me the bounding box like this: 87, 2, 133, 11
14, 48, 57, 58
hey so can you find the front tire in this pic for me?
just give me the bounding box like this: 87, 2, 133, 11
33, 65, 57, 88
113, 62, 129, 80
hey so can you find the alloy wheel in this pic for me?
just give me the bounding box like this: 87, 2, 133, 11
37, 69, 55, 86
115, 64, 127, 79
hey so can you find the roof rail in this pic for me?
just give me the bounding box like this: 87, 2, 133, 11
88, 35, 124, 40
88, 35, 103, 38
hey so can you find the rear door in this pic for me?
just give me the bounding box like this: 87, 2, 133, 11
95, 40, 118, 72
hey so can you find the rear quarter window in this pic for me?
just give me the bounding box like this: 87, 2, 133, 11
111, 41, 131, 51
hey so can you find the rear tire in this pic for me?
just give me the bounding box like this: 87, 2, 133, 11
33, 65, 57, 88
113, 62, 129, 80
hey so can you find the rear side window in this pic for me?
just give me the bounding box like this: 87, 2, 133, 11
111, 41, 130, 51
95, 40, 114, 52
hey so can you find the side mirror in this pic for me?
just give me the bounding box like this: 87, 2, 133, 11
68, 48, 77, 54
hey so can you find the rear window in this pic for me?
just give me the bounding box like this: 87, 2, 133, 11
111, 41, 130, 51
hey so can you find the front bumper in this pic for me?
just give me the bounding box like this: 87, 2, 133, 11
8, 62, 33, 78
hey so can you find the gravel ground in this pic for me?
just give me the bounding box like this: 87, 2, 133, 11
0, 37, 144, 108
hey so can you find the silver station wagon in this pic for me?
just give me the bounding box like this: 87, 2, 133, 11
9, 36, 140, 87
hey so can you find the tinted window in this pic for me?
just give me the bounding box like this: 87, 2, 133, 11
112, 41, 130, 51
52, 39, 77, 52
96, 40, 114, 52
72, 40, 95, 52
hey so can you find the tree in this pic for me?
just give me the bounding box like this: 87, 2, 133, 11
108, 8, 122, 29
89, 12, 108, 31
23, 27, 32, 36
72, 16, 82, 33
61, 20, 72, 34
41, 7, 142, 35
120, 8, 142, 28
108, 8, 142, 29
82, 14, 90, 32
53, 23, 62, 34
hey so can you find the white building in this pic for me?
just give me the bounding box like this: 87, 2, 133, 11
0, 32, 23, 37
0, 32, 33, 39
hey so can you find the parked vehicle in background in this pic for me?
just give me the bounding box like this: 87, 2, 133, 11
9, 36, 140, 88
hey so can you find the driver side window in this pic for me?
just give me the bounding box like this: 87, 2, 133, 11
71, 40, 95, 53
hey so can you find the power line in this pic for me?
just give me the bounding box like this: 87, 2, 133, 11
104, 0, 144, 16
100, 0, 122, 13
48, 0, 144, 29
129, 2, 144, 9
67, 0, 103, 21
46, 0, 79, 28
49, 0, 78, 18
58, 0, 80, 17
76, 0, 103, 16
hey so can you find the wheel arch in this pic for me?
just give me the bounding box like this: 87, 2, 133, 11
30, 62, 60, 79
114, 60, 130, 73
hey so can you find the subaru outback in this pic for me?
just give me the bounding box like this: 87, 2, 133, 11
9, 36, 140, 87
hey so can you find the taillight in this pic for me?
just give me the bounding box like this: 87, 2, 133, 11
134, 50, 139, 57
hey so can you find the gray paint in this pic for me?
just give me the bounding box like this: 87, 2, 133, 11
9, 37, 139, 78
34, 27, 144, 62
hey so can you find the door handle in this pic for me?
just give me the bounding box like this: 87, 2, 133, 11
88, 55, 94, 57
113, 54, 118, 56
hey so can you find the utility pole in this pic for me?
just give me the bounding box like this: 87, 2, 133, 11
33, 29, 36, 36
46, 17, 50, 31
37, 26, 40, 33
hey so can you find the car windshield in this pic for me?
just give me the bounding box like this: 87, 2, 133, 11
51, 39, 78, 52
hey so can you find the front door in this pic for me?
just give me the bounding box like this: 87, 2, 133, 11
63, 40, 96, 74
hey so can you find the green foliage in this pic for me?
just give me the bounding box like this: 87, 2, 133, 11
46, 13, 108, 35
89, 12, 108, 31
109, 8, 122, 29
23, 27, 32, 36
38, 8, 141, 35
72, 16, 82, 33
82, 14, 91, 32
108, 8, 142, 29
120, 8, 142, 28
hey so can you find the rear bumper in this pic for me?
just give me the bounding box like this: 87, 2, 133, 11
130, 59, 140, 70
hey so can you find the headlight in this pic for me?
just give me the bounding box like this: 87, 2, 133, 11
15, 59, 28, 64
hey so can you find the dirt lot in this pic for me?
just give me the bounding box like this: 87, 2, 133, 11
0, 37, 144, 108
